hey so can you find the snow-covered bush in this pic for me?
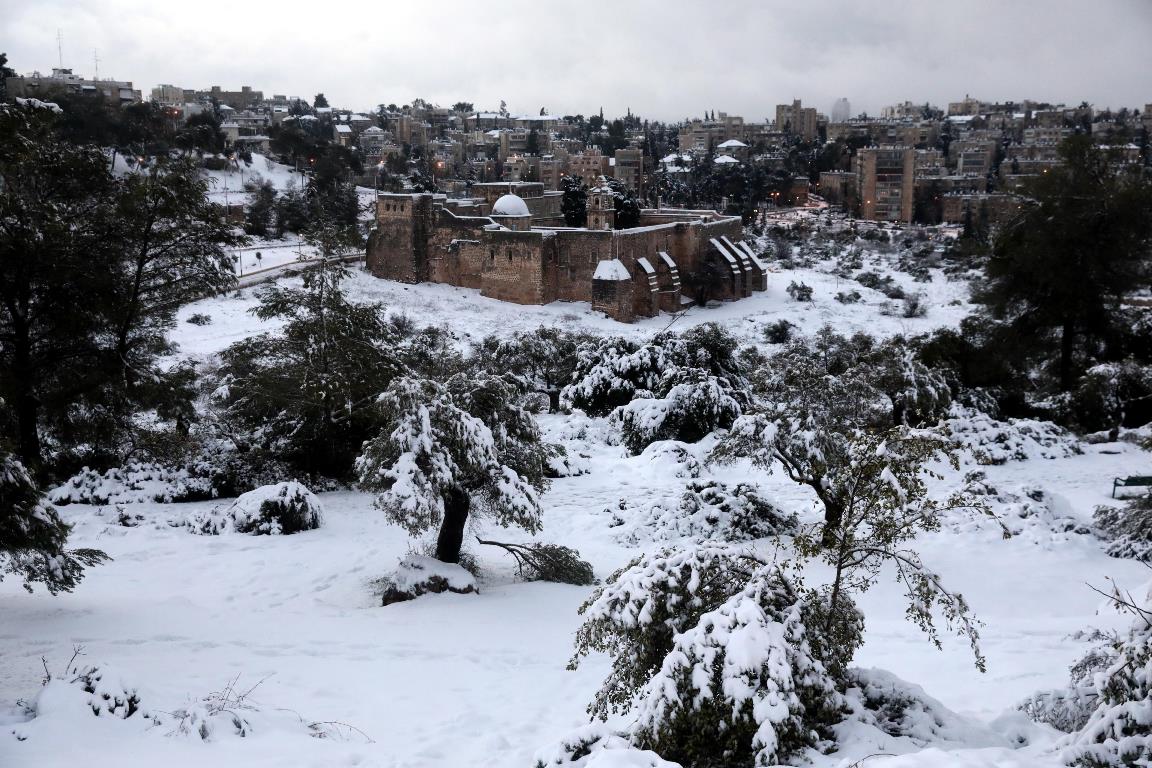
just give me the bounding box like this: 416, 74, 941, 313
614, 371, 742, 455
835, 290, 862, 304
1061, 580, 1152, 767
942, 403, 1082, 464
50, 461, 217, 505
628, 568, 842, 767
562, 326, 748, 418
902, 293, 928, 318
1068, 361, 1152, 434
636, 441, 705, 479
610, 480, 796, 545
786, 280, 813, 301
1094, 494, 1152, 561
533, 724, 683, 768
21, 661, 157, 729
563, 337, 672, 417
187, 481, 323, 535
379, 553, 478, 605
570, 546, 844, 767
842, 668, 1008, 749
1019, 685, 1099, 734
763, 319, 795, 344
950, 475, 1089, 543
1, 451, 108, 594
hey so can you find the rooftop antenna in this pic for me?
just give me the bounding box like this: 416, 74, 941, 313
93, 49, 100, 80
56, 28, 63, 69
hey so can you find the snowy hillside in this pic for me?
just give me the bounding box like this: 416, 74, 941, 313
3, 234, 1151, 768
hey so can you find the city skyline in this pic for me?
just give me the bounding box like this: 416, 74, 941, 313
5, 0, 1150, 120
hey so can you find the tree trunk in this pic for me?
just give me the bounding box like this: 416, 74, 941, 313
1059, 318, 1076, 392
435, 487, 470, 563
820, 496, 845, 549
10, 322, 43, 474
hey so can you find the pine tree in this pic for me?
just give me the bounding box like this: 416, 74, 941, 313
0, 449, 108, 594
0, 101, 119, 470
216, 226, 401, 476
978, 136, 1152, 391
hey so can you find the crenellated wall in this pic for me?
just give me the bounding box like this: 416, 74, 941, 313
365, 192, 756, 323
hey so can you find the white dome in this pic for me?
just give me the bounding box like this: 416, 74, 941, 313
492, 194, 531, 217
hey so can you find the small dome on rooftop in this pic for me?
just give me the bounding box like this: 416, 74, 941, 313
492, 193, 531, 217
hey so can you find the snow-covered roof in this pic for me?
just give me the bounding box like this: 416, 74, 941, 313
334, 125, 353, 134
714, 155, 740, 165
593, 258, 631, 281
492, 194, 531, 217
362, 126, 384, 134
15, 97, 62, 113
717, 139, 748, 148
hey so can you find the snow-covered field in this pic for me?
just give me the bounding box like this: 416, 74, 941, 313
3, 249, 1150, 768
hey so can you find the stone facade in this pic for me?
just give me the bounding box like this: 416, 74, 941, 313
366, 189, 768, 323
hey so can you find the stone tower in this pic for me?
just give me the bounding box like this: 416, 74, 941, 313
587, 176, 616, 231
366, 192, 435, 283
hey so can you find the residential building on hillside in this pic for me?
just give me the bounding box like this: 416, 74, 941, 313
7, 68, 141, 104
856, 145, 915, 223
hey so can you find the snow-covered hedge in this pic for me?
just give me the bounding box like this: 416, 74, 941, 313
614, 372, 742, 455
947, 475, 1090, 544
609, 480, 796, 545
379, 554, 478, 605
1094, 494, 1152, 561
187, 481, 323, 536
50, 462, 217, 505
942, 404, 1082, 464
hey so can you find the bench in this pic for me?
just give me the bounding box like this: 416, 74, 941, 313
1113, 476, 1152, 498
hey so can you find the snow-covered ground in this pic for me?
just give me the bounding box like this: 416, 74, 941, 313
4, 245, 1150, 768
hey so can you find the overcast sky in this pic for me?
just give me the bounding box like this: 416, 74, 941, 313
4, 0, 1150, 121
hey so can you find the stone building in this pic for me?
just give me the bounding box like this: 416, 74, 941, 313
365, 181, 767, 323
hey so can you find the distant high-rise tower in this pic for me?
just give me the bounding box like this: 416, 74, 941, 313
831, 98, 851, 123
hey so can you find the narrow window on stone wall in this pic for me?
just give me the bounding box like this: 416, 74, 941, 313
507, 249, 513, 262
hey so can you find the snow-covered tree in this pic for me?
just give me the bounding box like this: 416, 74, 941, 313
471, 327, 594, 412
356, 375, 545, 564
0, 450, 108, 594
1062, 579, 1152, 766
714, 331, 955, 544
569, 545, 843, 767
216, 239, 402, 476
562, 337, 675, 417
630, 568, 841, 767
615, 369, 742, 455
788, 428, 990, 672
